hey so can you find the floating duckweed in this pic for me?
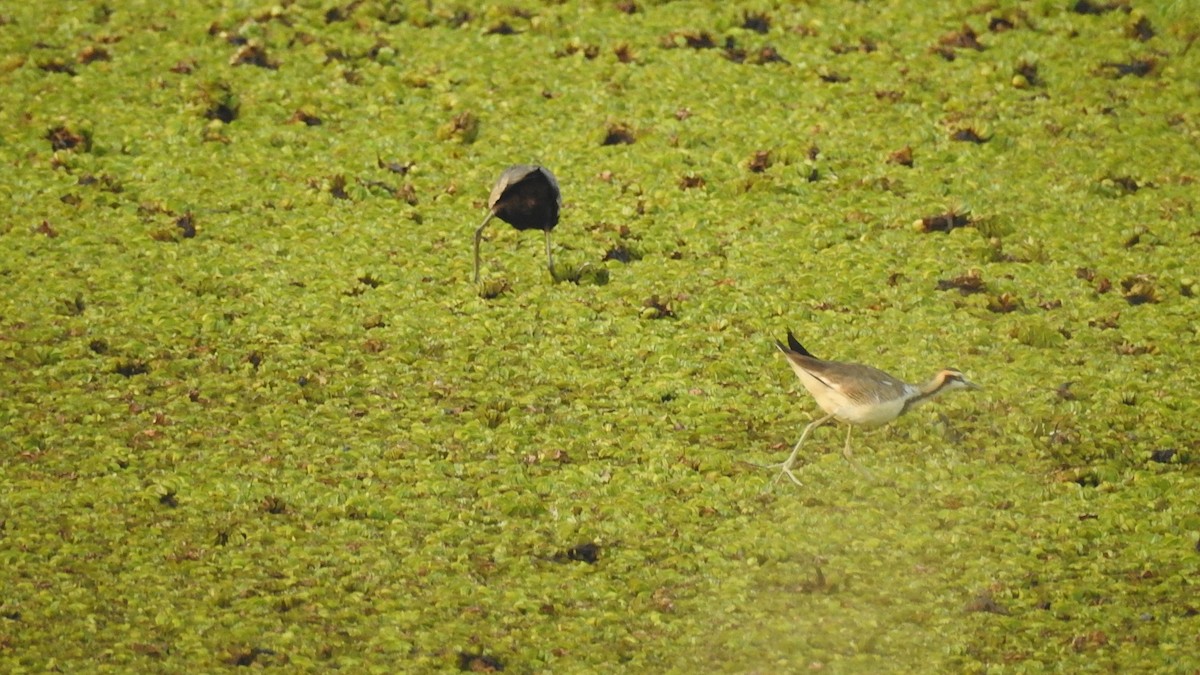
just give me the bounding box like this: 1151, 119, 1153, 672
1012, 322, 1066, 348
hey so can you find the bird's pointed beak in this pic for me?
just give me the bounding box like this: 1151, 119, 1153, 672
964, 379, 982, 390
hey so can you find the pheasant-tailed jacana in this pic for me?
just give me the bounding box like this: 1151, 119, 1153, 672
766, 330, 980, 486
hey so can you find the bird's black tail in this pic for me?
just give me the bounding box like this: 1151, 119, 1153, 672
778, 330, 815, 357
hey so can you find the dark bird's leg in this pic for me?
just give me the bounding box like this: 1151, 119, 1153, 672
543, 230, 554, 277
473, 211, 495, 283
762, 412, 835, 488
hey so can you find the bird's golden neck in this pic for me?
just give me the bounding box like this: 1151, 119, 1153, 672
899, 372, 956, 415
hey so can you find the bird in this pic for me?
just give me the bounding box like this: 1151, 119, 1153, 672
473, 164, 561, 283
765, 329, 980, 486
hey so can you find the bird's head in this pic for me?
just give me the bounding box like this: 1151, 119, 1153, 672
937, 369, 980, 393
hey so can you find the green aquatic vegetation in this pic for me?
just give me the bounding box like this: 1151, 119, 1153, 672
2, 0, 1199, 672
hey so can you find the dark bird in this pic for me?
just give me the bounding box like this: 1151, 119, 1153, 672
474, 165, 561, 283
765, 330, 980, 486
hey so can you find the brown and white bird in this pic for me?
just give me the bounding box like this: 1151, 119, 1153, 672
766, 330, 979, 486
474, 164, 561, 283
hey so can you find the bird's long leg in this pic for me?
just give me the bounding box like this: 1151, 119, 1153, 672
760, 413, 834, 488
841, 426, 874, 479
543, 230, 555, 278
473, 211, 495, 283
